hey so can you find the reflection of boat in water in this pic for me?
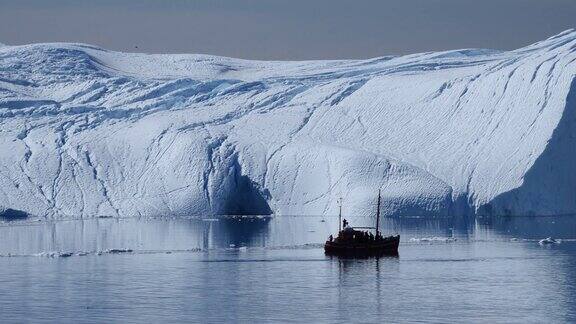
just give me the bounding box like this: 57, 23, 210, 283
324, 190, 400, 257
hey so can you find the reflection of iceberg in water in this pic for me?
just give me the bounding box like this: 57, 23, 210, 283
0, 215, 490, 256
377, 216, 475, 241
476, 215, 576, 240
0, 216, 273, 255
1, 214, 575, 255
202, 216, 271, 249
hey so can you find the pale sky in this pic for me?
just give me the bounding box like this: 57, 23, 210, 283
0, 0, 575, 60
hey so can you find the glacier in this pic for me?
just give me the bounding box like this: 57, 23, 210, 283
1, 30, 576, 218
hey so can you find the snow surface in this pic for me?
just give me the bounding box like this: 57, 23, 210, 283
1, 30, 576, 218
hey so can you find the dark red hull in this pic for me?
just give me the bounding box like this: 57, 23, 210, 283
324, 235, 400, 257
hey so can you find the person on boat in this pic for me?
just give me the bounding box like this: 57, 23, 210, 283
343, 219, 348, 229
328, 234, 333, 242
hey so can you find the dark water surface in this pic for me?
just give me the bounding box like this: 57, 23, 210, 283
0, 215, 575, 323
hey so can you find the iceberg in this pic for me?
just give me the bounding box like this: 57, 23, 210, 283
1, 30, 576, 218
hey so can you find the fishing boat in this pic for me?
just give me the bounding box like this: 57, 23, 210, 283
324, 190, 400, 257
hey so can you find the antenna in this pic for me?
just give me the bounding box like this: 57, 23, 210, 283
375, 189, 381, 237
338, 198, 343, 232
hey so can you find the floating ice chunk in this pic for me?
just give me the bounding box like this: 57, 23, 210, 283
410, 237, 457, 243
538, 237, 561, 245
106, 248, 134, 254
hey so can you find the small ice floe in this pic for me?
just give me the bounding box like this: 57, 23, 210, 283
510, 237, 519, 242
538, 237, 561, 245
227, 244, 248, 251
76, 252, 90, 256
36, 251, 78, 258
106, 248, 134, 254
410, 237, 457, 243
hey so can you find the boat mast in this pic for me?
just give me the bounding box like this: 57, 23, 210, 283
375, 190, 381, 237
338, 198, 343, 232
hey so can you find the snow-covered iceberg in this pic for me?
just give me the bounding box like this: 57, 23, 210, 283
1, 30, 576, 218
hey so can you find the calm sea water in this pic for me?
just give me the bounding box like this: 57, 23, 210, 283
0, 215, 575, 323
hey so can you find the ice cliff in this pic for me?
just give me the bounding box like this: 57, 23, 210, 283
1, 30, 576, 218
